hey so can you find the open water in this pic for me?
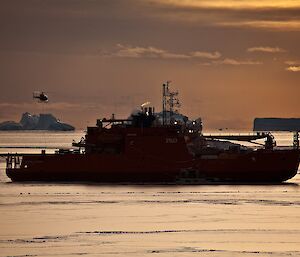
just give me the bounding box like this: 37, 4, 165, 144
0, 131, 299, 257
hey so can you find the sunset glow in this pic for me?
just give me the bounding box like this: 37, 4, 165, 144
158, 0, 300, 9
0, 0, 299, 129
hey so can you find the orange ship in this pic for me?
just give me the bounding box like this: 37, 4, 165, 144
4, 83, 300, 183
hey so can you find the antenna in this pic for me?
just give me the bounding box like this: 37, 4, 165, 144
168, 90, 180, 122
162, 82, 168, 125
162, 81, 180, 125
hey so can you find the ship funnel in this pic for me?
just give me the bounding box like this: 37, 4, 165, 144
141, 106, 155, 116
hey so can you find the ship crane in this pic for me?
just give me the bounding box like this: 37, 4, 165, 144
204, 132, 276, 150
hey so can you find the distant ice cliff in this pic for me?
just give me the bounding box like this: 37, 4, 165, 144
0, 112, 75, 131
254, 118, 300, 131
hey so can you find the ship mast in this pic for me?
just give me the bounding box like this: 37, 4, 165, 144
162, 82, 168, 125
162, 81, 180, 125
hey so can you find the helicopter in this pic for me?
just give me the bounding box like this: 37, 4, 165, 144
33, 91, 49, 102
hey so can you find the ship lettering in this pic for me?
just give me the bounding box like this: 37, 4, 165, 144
166, 138, 178, 144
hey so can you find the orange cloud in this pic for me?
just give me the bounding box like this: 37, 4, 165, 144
191, 51, 221, 59
148, 1, 300, 31
286, 66, 300, 72
113, 44, 189, 59
157, 0, 300, 9
108, 45, 264, 66
111, 44, 222, 60
285, 60, 300, 65
247, 46, 286, 53
218, 20, 300, 31
214, 58, 262, 65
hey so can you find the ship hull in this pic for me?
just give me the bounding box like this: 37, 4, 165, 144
6, 149, 300, 184
192, 149, 299, 183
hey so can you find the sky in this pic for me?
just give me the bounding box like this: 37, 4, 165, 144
0, 0, 300, 130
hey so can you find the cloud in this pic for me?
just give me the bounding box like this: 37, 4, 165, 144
113, 44, 189, 59
286, 66, 300, 72
217, 20, 300, 31
285, 60, 300, 65
247, 46, 286, 53
112, 44, 221, 60
157, 0, 300, 9
149, 0, 300, 31
190, 51, 221, 59
214, 58, 262, 65
109, 45, 264, 66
